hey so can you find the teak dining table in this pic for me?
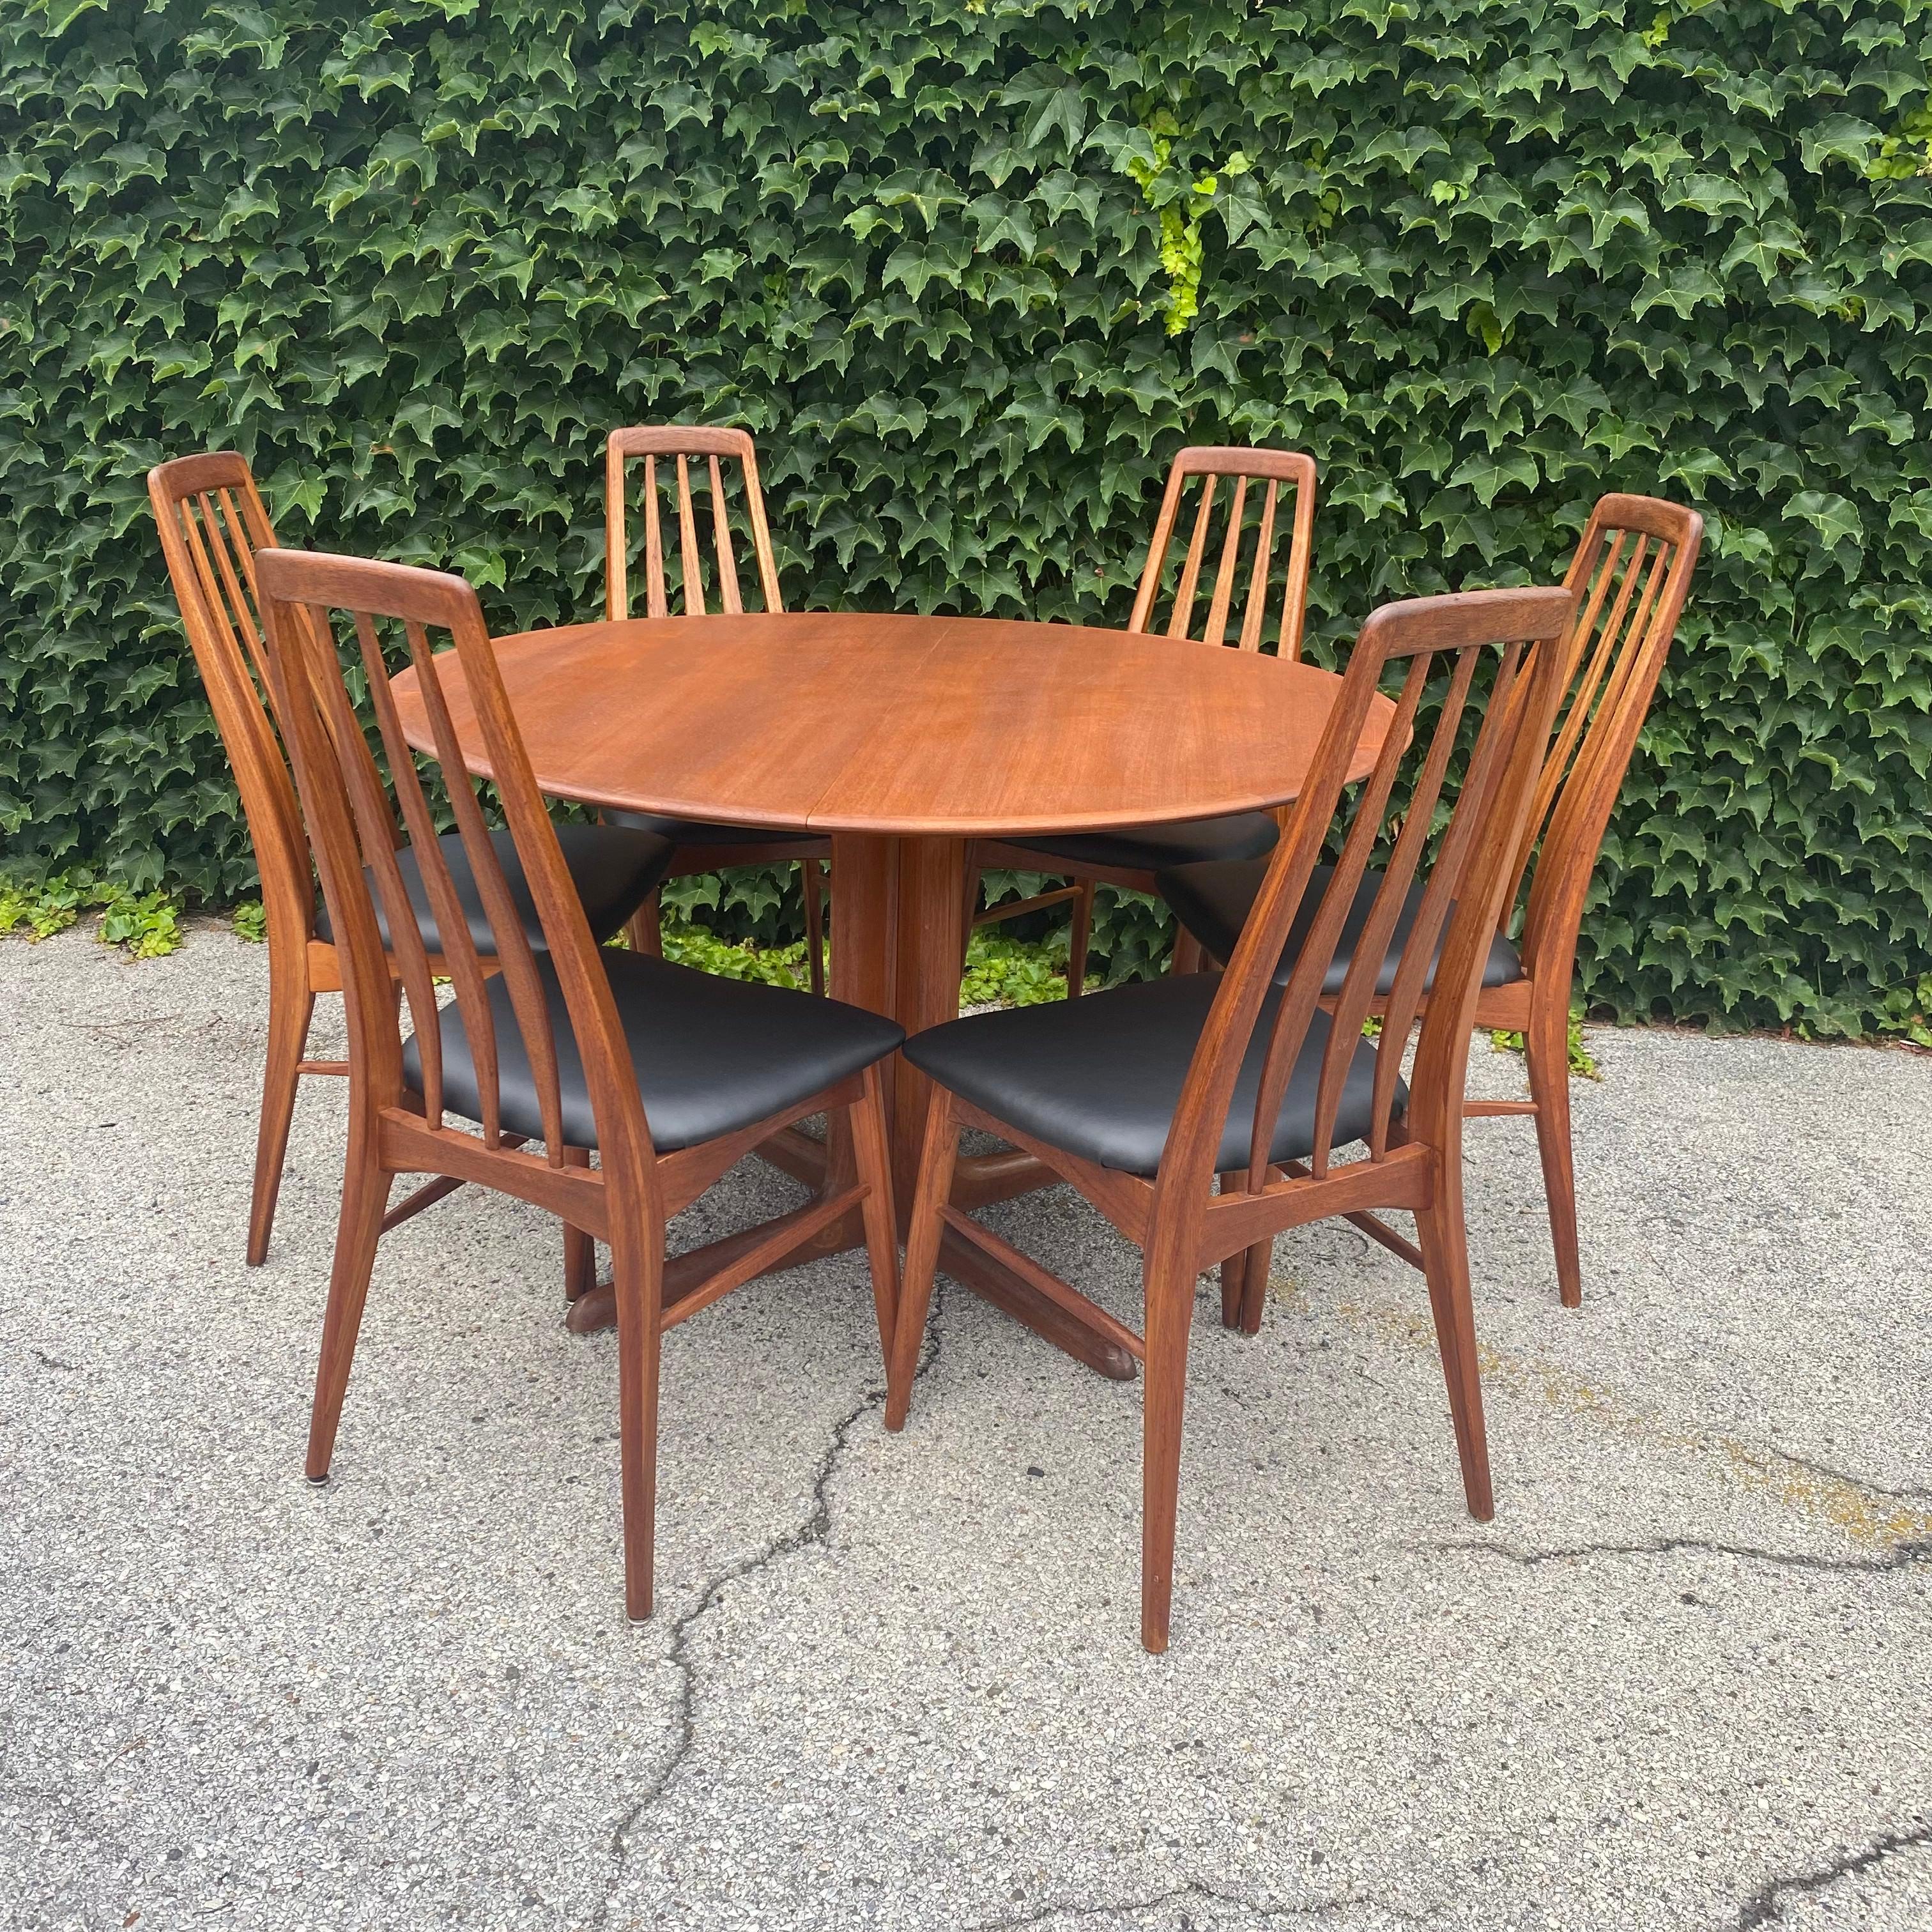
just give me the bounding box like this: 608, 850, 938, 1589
392, 610, 1388, 1382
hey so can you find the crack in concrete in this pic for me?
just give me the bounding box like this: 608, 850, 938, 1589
1424, 1535, 1932, 1576
1729, 1818, 1932, 1928
964, 1877, 1358, 1930
591, 1291, 944, 1927
1767, 1447, 1932, 1505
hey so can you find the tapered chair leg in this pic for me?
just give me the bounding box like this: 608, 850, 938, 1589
606, 1208, 664, 1622
885, 1094, 958, 1431
1524, 995, 1583, 1308
305, 1122, 391, 1481
1414, 1161, 1494, 1522
1064, 882, 1094, 999
562, 1146, 597, 1302
1215, 1176, 1249, 1329
1172, 929, 1207, 977
802, 859, 826, 997
1139, 1252, 1197, 1655
847, 1062, 901, 1358
624, 887, 663, 959
1236, 1235, 1271, 1335
958, 862, 981, 971
249, 966, 315, 1266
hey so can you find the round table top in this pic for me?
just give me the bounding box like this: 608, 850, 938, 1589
391, 611, 1388, 838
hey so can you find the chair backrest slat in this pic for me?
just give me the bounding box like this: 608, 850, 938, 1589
1505, 494, 1703, 982
709, 455, 742, 615
257, 552, 651, 1174
354, 612, 495, 1137
1128, 446, 1317, 660
1167, 475, 1218, 641
1236, 479, 1280, 654
606, 425, 782, 622
1153, 587, 1577, 1215
1201, 474, 1249, 649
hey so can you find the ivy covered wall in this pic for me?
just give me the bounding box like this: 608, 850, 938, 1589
1, 0, 1929, 1029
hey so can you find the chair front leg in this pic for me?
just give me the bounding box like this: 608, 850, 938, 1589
884, 1091, 958, 1431
305, 1112, 392, 1482
1413, 1153, 1494, 1522
1139, 1242, 1199, 1655
605, 1194, 666, 1621
847, 1061, 901, 1359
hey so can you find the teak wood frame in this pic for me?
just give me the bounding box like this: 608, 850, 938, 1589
604, 425, 829, 993
969, 446, 1318, 992
889, 585, 1577, 1653
149, 452, 513, 1269
256, 548, 900, 1620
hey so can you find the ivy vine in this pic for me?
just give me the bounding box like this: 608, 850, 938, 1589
1, 0, 1929, 1035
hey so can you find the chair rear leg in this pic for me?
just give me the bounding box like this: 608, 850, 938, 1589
847, 1062, 901, 1359
1236, 1236, 1272, 1334
1172, 928, 1206, 976
249, 965, 316, 1266
885, 1092, 958, 1431
624, 886, 663, 958
1525, 994, 1583, 1308
1414, 1162, 1494, 1521
1065, 882, 1094, 999
802, 859, 825, 997
958, 860, 981, 970
305, 1123, 391, 1481
606, 1209, 664, 1621
1140, 1249, 1197, 1655
562, 1145, 597, 1301
1215, 1176, 1249, 1328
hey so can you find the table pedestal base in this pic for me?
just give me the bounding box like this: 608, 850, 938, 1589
566, 832, 1137, 1381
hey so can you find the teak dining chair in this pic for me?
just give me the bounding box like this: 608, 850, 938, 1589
889, 585, 1575, 1652
968, 446, 1318, 993
148, 454, 672, 1267
256, 548, 905, 1619
1158, 494, 1703, 1312
600, 425, 832, 993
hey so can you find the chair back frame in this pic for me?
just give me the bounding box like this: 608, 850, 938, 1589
605, 425, 782, 622
148, 455, 317, 957
1154, 586, 1577, 1230
1127, 446, 1317, 659
1508, 494, 1703, 984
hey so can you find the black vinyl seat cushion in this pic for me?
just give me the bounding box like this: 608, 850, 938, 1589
402, 949, 905, 1153
604, 809, 820, 850
1006, 811, 1279, 874
1154, 859, 1524, 996
318, 824, 673, 956
905, 971, 1402, 1177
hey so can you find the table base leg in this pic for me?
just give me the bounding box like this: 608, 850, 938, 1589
566, 1133, 1137, 1379
562, 831, 1138, 1383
